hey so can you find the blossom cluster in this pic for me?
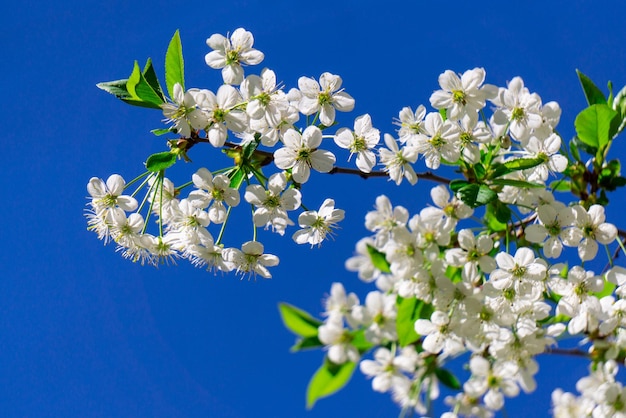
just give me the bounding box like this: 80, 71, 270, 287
89, 27, 626, 416
86, 168, 349, 277
87, 28, 572, 279
316, 190, 621, 415
552, 359, 626, 417
287, 66, 626, 415
87, 28, 366, 277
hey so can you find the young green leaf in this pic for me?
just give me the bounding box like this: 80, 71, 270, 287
396, 297, 423, 347
126, 61, 165, 108
575, 104, 619, 150
278, 303, 322, 338
612, 84, 626, 134
489, 163, 511, 179
228, 168, 245, 188
151, 128, 173, 136
502, 157, 545, 173
473, 163, 486, 180
366, 244, 391, 273
456, 184, 479, 208
548, 179, 572, 192
165, 30, 185, 98
435, 368, 461, 390
457, 184, 497, 208
350, 329, 374, 353
126, 61, 143, 100
449, 179, 470, 193
145, 151, 177, 172
96, 79, 130, 98
576, 69, 607, 106
486, 202, 510, 231
97, 79, 160, 109
490, 179, 544, 188
475, 185, 497, 206
571, 135, 598, 157
142, 58, 165, 101
569, 137, 582, 162
306, 360, 356, 409
291, 335, 323, 352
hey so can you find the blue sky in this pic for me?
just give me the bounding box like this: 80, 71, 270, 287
3, 1, 626, 416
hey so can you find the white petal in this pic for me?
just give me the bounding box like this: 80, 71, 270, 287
273, 148, 296, 170
292, 161, 311, 183
205, 50, 226, 69
240, 49, 264, 65
206, 33, 227, 51
319, 104, 336, 126
332, 92, 355, 112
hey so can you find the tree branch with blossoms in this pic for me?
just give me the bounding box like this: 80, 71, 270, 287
87, 28, 626, 417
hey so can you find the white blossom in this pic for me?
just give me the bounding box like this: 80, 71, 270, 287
334, 114, 380, 173
297, 72, 355, 126
205, 28, 264, 85
430, 68, 497, 122
292, 198, 344, 246
273, 126, 335, 183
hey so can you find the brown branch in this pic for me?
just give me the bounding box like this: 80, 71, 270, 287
216, 140, 453, 184
327, 166, 451, 184
541, 347, 589, 358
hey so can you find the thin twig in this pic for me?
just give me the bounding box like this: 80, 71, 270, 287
216, 140, 453, 184
542, 347, 589, 358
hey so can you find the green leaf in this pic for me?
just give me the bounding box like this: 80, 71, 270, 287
165, 29, 185, 98
575, 104, 619, 149
350, 329, 374, 353
457, 184, 497, 208
490, 179, 544, 188
396, 297, 422, 347
120, 98, 165, 109
126, 61, 143, 100
96, 78, 130, 98
613, 84, 626, 122
446, 265, 463, 283
449, 179, 470, 193
151, 128, 173, 136
502, 157, 545, 173
473, 163, 486, 179
607, 176, 626, 191
435, 368, 461, 390
97, 61, 164, 109
366, 244, 391, 273
278, 303, 322, 338
97, 79, 159, 109
486, 202, 509, 231
576, 69, 607, 106
126, 61, 164, 108
306, 360, 356, 409
242, 140, 260, 160
571, 135, 598, 156
457, 184, 478, 208
291, 335, 323, 352
569, 137, 582, 162
228, 168, 245, 188
142, 58, 165, 101
145, 151, 177, 172
549, 179, 572, 192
